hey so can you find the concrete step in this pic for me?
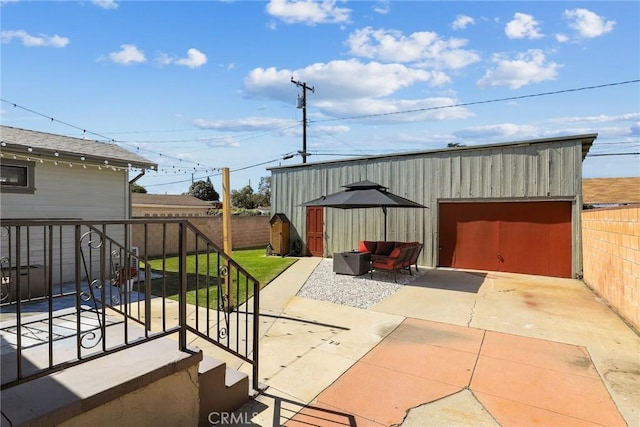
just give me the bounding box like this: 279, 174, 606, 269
1, 336, 203, 427
1, 306, 147, 386
198, 355, 250, 426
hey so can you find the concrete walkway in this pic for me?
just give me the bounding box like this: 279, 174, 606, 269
232, 258, 639, 426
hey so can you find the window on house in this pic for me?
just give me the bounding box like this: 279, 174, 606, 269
0, 160, 35, 194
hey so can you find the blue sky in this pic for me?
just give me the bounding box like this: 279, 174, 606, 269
1, 0, 639, 196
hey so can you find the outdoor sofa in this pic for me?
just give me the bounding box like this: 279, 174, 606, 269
358, 240, 423, 282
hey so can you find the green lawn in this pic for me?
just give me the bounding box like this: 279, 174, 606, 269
146, 248, 297, 308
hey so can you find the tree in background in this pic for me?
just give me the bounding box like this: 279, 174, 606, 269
186, 177, 220, 201
230, 176, 271, 209
254, 176, 271, 207
131, 183, 147, 193
231, 185, 256, 209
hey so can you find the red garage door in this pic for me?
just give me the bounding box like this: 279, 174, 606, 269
439, 201, 572, 278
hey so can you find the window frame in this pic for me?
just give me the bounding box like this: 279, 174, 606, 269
0, 159, 36, 194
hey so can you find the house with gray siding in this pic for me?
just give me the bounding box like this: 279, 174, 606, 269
1, 125, 157, 220
269, 134, 596, 278
0, 125, 157, 285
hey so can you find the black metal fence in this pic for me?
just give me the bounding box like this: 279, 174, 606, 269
0, 219, 260, 391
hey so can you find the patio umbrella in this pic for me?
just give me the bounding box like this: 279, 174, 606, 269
301, 180, 427, 241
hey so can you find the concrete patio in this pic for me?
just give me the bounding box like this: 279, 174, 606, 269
229, 257, 639, 426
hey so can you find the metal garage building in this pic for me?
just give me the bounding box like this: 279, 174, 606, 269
269, 134, 597, 278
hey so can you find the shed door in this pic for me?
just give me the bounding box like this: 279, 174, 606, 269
438, 201, 572, 278
306, 207, 324, 257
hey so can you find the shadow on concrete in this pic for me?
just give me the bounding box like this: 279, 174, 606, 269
240, 391, 356, 427
406, 269, 487, 294
255, 312, 350, 332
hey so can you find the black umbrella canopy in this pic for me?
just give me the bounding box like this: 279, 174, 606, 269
301, 180, 427, 240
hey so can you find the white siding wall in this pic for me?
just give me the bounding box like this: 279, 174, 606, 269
1, 160, 130, 286
1, 160, 128, 220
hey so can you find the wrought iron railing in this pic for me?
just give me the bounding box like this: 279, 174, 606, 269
0, 219, 260, 391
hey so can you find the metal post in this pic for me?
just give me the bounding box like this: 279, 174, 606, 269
178, 222, 187, 350
252, 278, 260, 391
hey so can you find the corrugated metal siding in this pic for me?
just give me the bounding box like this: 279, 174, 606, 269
272, 140, 586, 277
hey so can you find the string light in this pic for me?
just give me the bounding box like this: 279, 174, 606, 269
3, 151, 132, 172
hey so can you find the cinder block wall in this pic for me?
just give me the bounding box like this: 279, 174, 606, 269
582, 206, 640, 331
132, 216, 270, 257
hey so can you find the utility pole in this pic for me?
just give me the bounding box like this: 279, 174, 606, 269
291, 77, 314, 164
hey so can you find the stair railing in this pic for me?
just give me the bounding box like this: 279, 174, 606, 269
0, 218, 260, 392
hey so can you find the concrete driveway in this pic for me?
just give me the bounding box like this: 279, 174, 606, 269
232, 258, 639, 426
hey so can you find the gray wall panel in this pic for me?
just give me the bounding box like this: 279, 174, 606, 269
271, 136, 594, 277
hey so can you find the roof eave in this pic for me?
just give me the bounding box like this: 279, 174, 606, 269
1, 143, 158, 170
268, 133, 599, 171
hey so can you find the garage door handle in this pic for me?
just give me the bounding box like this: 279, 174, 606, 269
497, 252, 504, 262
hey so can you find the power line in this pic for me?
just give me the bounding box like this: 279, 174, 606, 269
1, 99, 118, 142
0, 98, 297, 172
121, 122, 299, 144
310, 79, 640, 124
586, 152, 639, 157
5, 78, 639, 179
145, 154, 298, 187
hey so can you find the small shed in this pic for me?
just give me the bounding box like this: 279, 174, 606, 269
269, 213, 290, 256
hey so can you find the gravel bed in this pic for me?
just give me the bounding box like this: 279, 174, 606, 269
297, 258, 426, 310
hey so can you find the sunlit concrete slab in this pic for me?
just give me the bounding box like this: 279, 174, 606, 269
399, 390, 498, 427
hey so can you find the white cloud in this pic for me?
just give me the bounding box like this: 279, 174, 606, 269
477, 49, 560, 89
243, 60, 472, 122
156, 53, 173, 66
452, 15, 474, 30
546, 113, 640, 124
346, 27, 480, 70
192, 116, 295, 133
108, 44, 146, 65
245, 59, 445, 102
373, 1, 390, 15
505, 12, 543, 39
1, 30, 69, 47
175, 48, 208, 68
92, 0, 118, 9
157, 49, 207, 68
555, 33, 569, 43
315, 96, 474, 123
453, 123, 538, 139
563, 8, 615, 38
265, 0, 351, 25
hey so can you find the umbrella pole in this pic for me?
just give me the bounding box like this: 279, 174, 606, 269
383, 207, 387, 241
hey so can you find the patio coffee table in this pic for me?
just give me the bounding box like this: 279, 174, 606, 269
333, 251, 371, 276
